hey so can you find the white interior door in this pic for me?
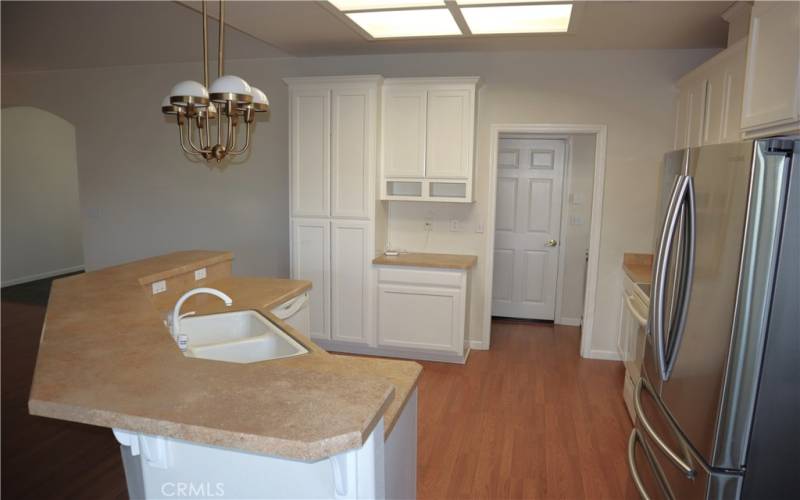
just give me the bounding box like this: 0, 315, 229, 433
492, 138, 565, 320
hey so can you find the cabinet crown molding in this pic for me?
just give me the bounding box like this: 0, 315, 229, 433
383, 76, 481, 87
283, 75, 384, 86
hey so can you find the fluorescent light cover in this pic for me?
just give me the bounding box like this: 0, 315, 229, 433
457, 0, 552, 3
347, 9, 461, 38
330, 0, 443, 11
462, 4, 572, 34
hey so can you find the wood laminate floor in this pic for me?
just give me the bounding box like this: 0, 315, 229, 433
2, 277, 635, 499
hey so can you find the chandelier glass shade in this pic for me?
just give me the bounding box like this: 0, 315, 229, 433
163, 0, 268, 162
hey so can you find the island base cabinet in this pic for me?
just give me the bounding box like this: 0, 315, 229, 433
113, 420, 389, 499
385, 389, 418, 500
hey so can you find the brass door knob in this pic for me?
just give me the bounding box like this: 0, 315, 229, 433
545, 239, 558, 247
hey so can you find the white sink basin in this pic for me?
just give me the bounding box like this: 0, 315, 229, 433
178, 310, 308, 363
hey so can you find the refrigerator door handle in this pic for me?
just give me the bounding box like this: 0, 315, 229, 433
664, 177, 696, 379
649, 175, 690, 381
634, 378, 696, 478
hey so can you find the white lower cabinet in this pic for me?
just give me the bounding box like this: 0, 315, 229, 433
376, 266, 468, 360
292, 218, 373, 345
331, 220, 372, 344
291, 218, 331, 340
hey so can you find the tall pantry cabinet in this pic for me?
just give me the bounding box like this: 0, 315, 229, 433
285, 76, 386, 346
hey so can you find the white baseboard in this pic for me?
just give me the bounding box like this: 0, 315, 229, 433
1, 265, 84, 288
583, 349, 622, 361
469, 339, 489, 350
556, 317, 582, 327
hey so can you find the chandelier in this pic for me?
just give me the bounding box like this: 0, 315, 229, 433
161, 0, 268, 162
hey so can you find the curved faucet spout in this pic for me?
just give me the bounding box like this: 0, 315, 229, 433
171, 287, 233, 339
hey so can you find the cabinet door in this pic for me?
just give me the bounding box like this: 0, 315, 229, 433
291, 219, 330, 340
741, 2, 800, 132
377, 283, 462, 353
331, 87, 374, 219
720, 45, 747, 144
330, 220, 371, 344
674, 77, 707, 149
382, 87, 427, 178
426, 89, 473, 179
674, 83, 692, 150
688, 77, 709, 148
291, 89, 330, 217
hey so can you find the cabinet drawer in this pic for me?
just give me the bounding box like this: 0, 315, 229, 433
377, 266, 464, 288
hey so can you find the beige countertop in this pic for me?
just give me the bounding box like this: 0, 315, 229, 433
29, 251, 421, 462
373, 251, 478, 270
623, 252, 653, 284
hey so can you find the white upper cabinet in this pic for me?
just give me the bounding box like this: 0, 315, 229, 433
741, 1, 800, 137
380, 77, 479, 203
287, 76, 380, 219
674, 39, 746, 149
382, 86, 427, 178
426, 89, 474, 179
290, 88, 330, 217
331, 87, 377, 219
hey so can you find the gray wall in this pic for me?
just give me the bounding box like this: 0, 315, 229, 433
2, 59, 296, 277
1, 48, 714, 356
560, 133, 596, 323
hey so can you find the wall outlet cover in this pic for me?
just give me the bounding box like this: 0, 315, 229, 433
152, 280, 167, 295
194, 268, 207, 281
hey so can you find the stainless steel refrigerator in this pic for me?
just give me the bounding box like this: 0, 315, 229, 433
627, 137, 800, 499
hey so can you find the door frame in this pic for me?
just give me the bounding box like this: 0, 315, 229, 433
484, 124, 607, 359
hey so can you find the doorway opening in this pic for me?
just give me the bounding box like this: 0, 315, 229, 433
484, 124, 607, 358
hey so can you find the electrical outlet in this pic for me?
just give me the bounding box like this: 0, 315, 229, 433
194, 267, 207, 280
151, 280, 167, 295
450, 219, 462, 232
476, 221, 485, 233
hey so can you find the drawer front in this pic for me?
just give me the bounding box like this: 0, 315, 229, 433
377, 266, 464, 288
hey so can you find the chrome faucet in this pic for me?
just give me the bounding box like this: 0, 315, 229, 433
171, 287, 233, 345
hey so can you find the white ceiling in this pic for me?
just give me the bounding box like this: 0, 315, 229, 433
2, 1, 731, 73
1, 1, 287, 73
181, 0, 731, 55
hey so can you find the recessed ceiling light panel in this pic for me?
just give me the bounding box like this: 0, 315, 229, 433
330, 0, 444, 11
457, 0, 552, 4
461, 4, 573, 34
347, 9, 461, 38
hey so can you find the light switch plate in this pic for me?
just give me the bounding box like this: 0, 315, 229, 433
152, 280, 167, 295
194, 268, 207, 281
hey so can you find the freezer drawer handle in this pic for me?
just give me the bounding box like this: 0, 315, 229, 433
628, 429, 673, 500
634, 378, 695, 478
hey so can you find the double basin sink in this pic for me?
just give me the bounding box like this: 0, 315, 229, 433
179, 310, 308, 364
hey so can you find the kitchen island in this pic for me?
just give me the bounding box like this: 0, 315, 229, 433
29, 251, 421, 499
